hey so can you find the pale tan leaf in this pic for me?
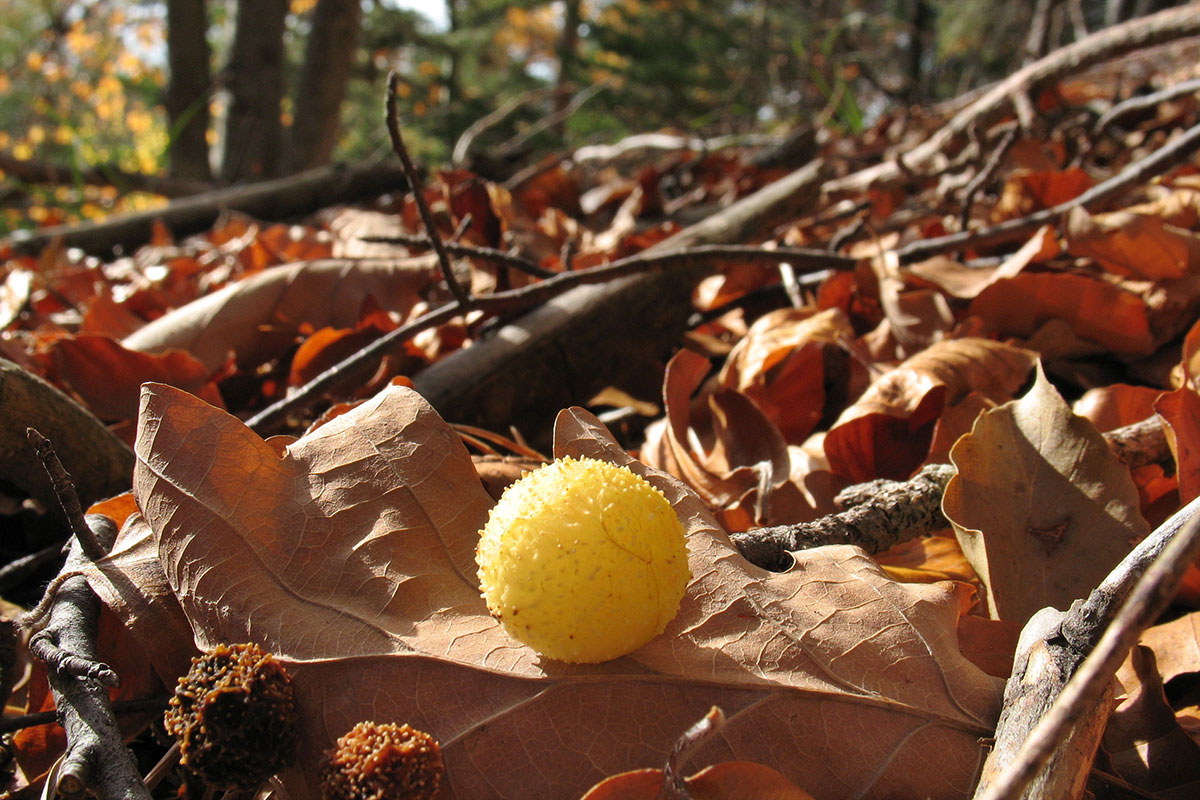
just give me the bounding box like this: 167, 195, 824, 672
943, 364, 1150, 626
102, 389, 1000, 799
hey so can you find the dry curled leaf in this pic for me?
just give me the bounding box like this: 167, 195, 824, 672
968, 272, 1155, 356
943, 364, 1150, 626
716, 306, 855, 444
85, 386, 1001, 799
823, 337, 1036, 482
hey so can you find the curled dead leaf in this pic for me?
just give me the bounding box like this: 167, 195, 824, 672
823, 337, 1036, 482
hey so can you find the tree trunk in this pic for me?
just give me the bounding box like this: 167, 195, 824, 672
165, 0, 213, 181
553, 0, 581, 140
288, 0, 362, 172
220, 0, 289, 181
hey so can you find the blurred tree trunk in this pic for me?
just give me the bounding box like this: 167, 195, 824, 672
906, 0, 933, 102
446, 0, 463, 104
220, 0, 289, 181
553, 0, 581, 139
165, 0, 213, 181
288, 0, 362, 171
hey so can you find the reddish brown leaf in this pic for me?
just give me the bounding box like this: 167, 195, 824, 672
49, 333, 223, 422
716, 307, 854, 444
969, 272, 1155, 356
824, 337, 1036, 482
905, 226, 1060, 300
642, 349, 818, 529
121, 258, 438, 372
993, 167, 1093, 221
1064, 205, 1200, 280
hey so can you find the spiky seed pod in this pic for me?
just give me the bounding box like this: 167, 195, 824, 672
320, 721, 445, 800
164, 642, 300, 790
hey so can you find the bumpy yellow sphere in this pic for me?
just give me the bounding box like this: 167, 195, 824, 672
475, 457, 691, 663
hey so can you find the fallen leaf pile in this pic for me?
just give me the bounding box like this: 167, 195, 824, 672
7, 36, 1200, 800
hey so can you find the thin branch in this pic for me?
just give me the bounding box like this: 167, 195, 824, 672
244, 244, 853, 435
826, 4, 1200, 196
895, 116, 1200, 264
359, 234, 557, 278
386, 72, 468, 306
26, 429, 106, 562
451, 86, 556, 166
24, 523, 152, 800
1092, 76, 1200, 137
959, 123, 1019, 230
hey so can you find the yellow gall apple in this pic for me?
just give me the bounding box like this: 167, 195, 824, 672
475, 456, 691, 663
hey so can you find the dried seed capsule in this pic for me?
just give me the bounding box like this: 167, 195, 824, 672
320, 721, 444, 800
164, 642, 300, 790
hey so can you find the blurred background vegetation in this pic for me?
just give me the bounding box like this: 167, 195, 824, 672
0, 0, 1184, 234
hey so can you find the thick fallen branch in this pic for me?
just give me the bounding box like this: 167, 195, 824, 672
974, 494, 1200, 800
732, 415, 1170, 570
410, 158, 831, 441
4, 161, 410, 257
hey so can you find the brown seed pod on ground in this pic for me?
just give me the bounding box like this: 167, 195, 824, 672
163, 642, 300, 790
320, 720, 445, 800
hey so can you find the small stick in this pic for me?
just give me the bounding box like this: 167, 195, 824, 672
733, 416, 1170, 570
895, 115, 1200, 264
959, 122, 1019, 231
360, 234, 556, 278
386, 72, 468, 306
26, 429, 106, 562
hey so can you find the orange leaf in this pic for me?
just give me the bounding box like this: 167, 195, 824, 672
824, 338, 1036, 482
49, 333, 223, 422
969, 272, 1155, 356
1064, 205, 1200, 280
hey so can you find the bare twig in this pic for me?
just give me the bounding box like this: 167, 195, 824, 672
731, 464, 956, 570
359, 234, 557, 278
895, 117, 1200, 264
386, 72, 468, 306
0, 541, 65, 592
244, 244, 852, 435
826, 5, 1200, 196
0, 697, 168, 735
488, 80, 612, 162
1092, 76, 1200, 137
975, 497, 1200, 800
23, 515, 152, 800
733, 416, 1170, 570
26, 429, 106, 562
959, 123, 1020, 230
451, 86, 556, 166
662, 707, 724, 800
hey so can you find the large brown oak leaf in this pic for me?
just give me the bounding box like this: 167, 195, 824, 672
84, 385, 1001, 799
